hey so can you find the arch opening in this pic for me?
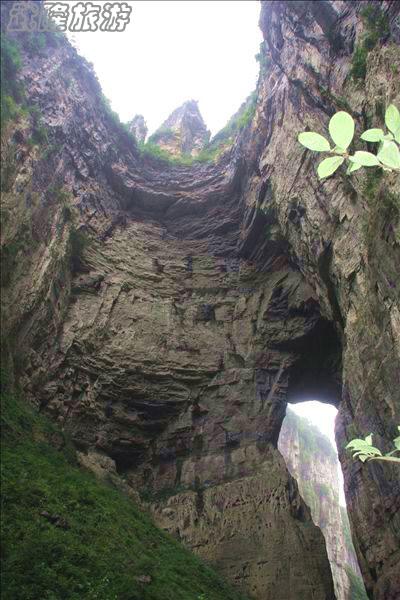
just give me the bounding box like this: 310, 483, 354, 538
278, 401, 368, 600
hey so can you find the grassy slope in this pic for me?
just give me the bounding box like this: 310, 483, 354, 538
0, 382, 247, 600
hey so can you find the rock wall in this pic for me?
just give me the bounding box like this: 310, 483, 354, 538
128, 114, 148, 143
279, 408, 367, 600
149, 100, 210, 156
255, 3, 400, 597
1, 1, 399, 599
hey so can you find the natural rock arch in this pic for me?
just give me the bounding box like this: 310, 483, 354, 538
1, 1, 399, 599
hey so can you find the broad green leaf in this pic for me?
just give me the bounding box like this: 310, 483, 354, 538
368, 446, 382, 456
349, 151, 380, 166
365, 434, 373, 445
359, 455, 368, 462
353, 447, 382, 458
353, 451, 367, 458
383, 133, 394, 141
360, 128, 384, 142
317, 156, 344, 179
394, 127, 400, 144
332, 146, 346, 154
394, 436, 400, 451
346, 439, 371, 450
329, 111, 355, 149
377, 141, 400, 169
347, 162, 362, 174
385, 104, 400, 135
298, 132, 331, 152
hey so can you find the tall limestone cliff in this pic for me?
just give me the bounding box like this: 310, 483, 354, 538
1, 1, 399, 599
279, 408, 367, 600
127, 114, 148, 143
149, 99, 210, 157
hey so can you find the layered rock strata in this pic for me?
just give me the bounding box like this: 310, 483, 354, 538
1, 1, 399, 599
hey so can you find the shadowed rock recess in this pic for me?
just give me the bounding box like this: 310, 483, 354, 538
1, 1, 399, 599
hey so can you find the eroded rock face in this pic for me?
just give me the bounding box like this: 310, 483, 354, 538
1, 1, 399, 599
256, 2, 400, 597
127, 114, 147, 143
150, 100, 210, 156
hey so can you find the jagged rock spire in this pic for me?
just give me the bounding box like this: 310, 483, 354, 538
149, 100, 210, 157
127, 115, 147, 143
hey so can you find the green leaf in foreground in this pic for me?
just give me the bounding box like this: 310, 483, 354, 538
328, 111, 355, 150
360, 128, 384, 142
346, 426, 400, 465
377, 141, 400, 170
347, 162, 362, 174
365, 434, 373, 446
317, 156, 344, 179
385, 104, 400, 135
298, 132, 331, 152
349, 151, 380, 166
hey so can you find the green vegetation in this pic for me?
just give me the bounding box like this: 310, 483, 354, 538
210, 92, 257, 148
0, 141, 18, 193
315, 482, 331, 498
1, 36, 23, 127
137, 140, 224, 167
345, 566, 369, 600
0, 376, 248, 600
138, 140, 195, 165
139, 484, 188, 504
28, 105, 49, 146
148, 127, 175, 144
351, 5, 389, 81
1, 28, 67, 130
346, 429, 400, 464
284, 408, 337, 464
340, 506, 353, 553
300, 480, 319, 513
0, 238, 23, 287
68, 226, 89, 273
0, 33, 54, 158
361, 169, 400, 247
138, 91, 258, 166
341, 510, 368, 598
351, 46, 369, 82
319, 86, 352, 113
298, 104, 400, 179
99, 93, 134, 143
255, 42, 271, 77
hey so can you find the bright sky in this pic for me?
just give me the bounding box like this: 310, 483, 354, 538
66, 0, 263, 136
289, 401, 346, 506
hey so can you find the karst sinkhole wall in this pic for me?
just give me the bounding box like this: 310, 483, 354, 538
1, 1, 399, 599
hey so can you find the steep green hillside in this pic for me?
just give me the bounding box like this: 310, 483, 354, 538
0, 376, 247, 600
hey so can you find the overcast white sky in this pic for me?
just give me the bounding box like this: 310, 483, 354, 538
67, 0, 263, 136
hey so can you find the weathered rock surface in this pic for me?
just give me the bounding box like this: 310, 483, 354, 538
279, 408, 367, 600
127, 114, 147, 143
256, 3, 400, 598
1, 1, 399, 599
150, 99, 210, 156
